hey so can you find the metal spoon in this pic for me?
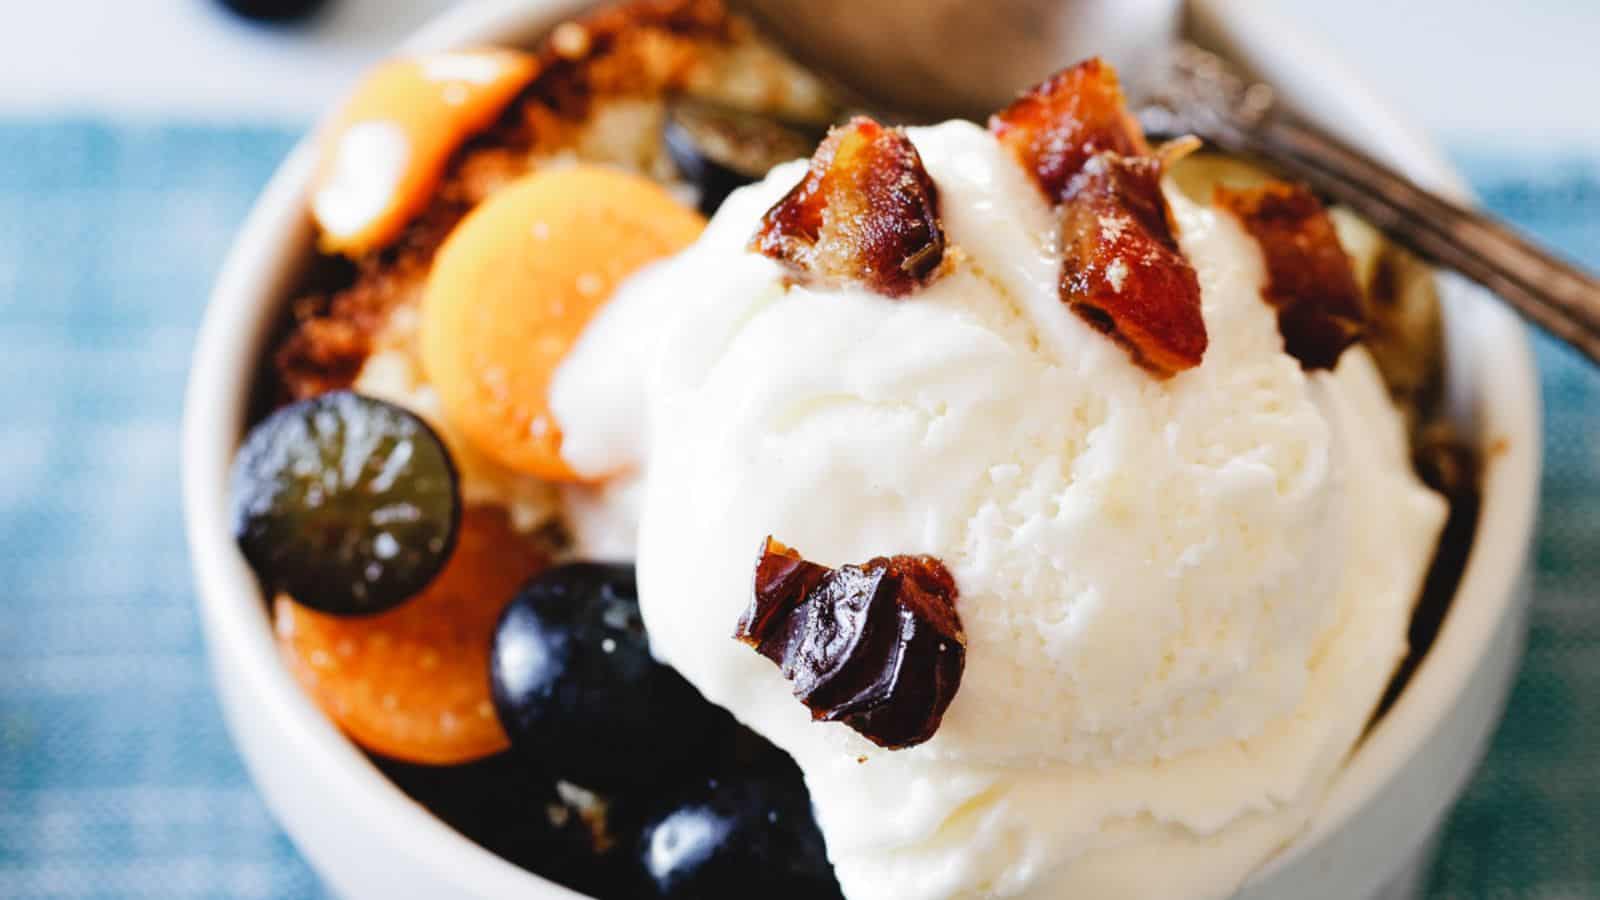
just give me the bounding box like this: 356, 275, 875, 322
731, 1, 1600, 364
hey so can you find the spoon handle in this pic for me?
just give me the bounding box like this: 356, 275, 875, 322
1211, 116, 1600, 362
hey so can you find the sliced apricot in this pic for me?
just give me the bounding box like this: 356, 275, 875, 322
275, 506, 547, 765
311, 48, 538, 256
420, 165, 705, 481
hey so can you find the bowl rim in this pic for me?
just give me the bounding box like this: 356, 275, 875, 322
181, 0, 1542, 896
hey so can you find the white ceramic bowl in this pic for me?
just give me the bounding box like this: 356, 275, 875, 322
182, 1, 1541, 897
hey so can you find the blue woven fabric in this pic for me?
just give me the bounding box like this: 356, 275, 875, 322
0, 121, 321, 899
0, 120, 1594, 899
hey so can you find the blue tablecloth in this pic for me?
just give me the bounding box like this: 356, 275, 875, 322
0, 121, 1595, 898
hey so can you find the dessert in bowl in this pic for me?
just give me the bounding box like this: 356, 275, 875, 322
183, 1, 1540, 898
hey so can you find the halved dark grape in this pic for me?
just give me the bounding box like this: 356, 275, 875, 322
230, 391, 460, 616
663, 99, 822, 215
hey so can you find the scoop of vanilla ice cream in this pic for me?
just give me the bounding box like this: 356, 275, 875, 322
550, 120, 1447, 899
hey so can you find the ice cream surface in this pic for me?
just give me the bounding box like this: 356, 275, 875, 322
550, 120, 1447, 899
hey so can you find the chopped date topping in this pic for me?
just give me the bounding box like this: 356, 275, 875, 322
992, 60, 1207, 377
1060, 153, 1207, 376
989, 57, 1150, 202
735, 537, 965, 749
1214, 181, 1366, 370
751, 117, 945, 298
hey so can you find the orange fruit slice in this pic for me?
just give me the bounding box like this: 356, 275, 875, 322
420, 165, 705, 481
276, 506, 547, 765
310, 48, 538, 256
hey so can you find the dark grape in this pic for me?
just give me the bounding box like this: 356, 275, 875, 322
214, 0, 330, 24
376, 753, 632, 897
636, 774, 842, 899
489, 563, 739, 788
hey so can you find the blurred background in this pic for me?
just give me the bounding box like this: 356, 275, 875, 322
0, 0, 1596, 897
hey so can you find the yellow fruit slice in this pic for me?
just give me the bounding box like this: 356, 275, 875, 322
420, 164, 705, 481
310, 48, 538, 255
276, 507, 546, 765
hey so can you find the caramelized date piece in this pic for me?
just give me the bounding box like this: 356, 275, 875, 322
1060, 153, 1207, 375
989, 58, 1149, 202
735, 538, 964, 749
751, 117, 944, 298
990, 59, 1205, 376
738, 539, 830, 656
1214, 182, 1366, 370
